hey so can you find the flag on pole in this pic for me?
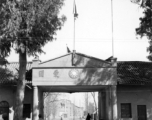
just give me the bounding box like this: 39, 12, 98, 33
130, 0, 143, 5
66, 44, 71, 53
73, 0, 78, 19
131, 0, 141, 3
130, 0, 147, 7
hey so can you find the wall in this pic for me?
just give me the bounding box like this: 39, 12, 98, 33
117, 85, 152, 120
0, 86, 15, 120
0, 86, 33, 120
32, 54, 117, 86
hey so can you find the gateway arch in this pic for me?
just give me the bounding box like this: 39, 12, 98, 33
32, 52, 117, 120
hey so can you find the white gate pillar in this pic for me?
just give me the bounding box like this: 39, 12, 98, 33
105, 86, 112, 120
111, 85, 118, 120
98, 90, 106, 120
32, 86, 39, 120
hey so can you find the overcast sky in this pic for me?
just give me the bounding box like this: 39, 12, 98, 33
7, 0, 149, 62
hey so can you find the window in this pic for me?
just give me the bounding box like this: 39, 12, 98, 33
61, 103, 65, 108
39, 70, 44, 77
121, 103, 132, 118
23, 104, 31, 118
64, 114, 67, 118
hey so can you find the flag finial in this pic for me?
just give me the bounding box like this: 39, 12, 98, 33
66, 44, 71, 53
73, 0, 78, 19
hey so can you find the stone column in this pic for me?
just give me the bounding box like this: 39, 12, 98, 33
32, 86, 39, 120
39, 90, 44, 118
98, 91, 101, 120
105, 86, 112, 120
112, 85, 118, 120
98, 90, 106, 120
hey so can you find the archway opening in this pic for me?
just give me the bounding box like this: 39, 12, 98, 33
43, 92, 98, 120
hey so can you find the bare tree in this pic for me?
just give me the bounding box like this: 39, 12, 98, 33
91, 92, 98, 120
88, 102, 95, 114
91, 92, 98, 112
44, 93, 61, 120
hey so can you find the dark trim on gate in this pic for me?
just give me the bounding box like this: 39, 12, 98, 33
39, 53, 72, 64
32, 66, 117, 69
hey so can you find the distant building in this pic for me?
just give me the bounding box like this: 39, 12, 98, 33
47, 99, 83, 120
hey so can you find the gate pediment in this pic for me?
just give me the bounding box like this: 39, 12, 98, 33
32, 53, 117, 86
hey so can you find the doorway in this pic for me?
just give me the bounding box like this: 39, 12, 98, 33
43, 92, 98, 120
137, 105, 147, 120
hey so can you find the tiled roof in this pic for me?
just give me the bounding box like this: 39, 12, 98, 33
117, 61, 152, 85
0, 62, 32, 85
0, 67, 16, 84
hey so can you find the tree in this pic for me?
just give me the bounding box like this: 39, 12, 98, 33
0, 65, 15, 82
0, 0, 66, 119
0, 57, 9, 66
91, 92, 98, 113
133, 0, 152, 60
88, 102, 94, 114
44, 93, 61, 120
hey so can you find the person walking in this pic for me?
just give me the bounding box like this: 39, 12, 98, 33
86, 113, 91, 120
39, 114, 43, 120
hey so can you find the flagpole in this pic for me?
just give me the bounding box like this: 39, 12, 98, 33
73, 0, 76, 52
111, 0, 114, 57
73, 12, 75, 51
73, 0, 78, 53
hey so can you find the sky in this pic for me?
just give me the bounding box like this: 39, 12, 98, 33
7, 0, 149, 62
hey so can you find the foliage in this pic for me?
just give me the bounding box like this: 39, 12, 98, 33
44, 93, 61, 119
135, 0, 152, 60
0, 0, 66, 57
88, 102, 94, 114
0, 57, 8, 66
91, 92, 97, 112
0, 67, 15, 82
0, 0, 66, 119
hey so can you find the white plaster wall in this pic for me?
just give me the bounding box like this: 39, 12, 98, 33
0, 86, 15, 107
0, 86, 33, 120
117, 86, 152, 120
0, 86, 15, 120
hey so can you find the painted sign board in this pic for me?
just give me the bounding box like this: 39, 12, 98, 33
32, 53, 117, 86
32, 67, 116, 86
